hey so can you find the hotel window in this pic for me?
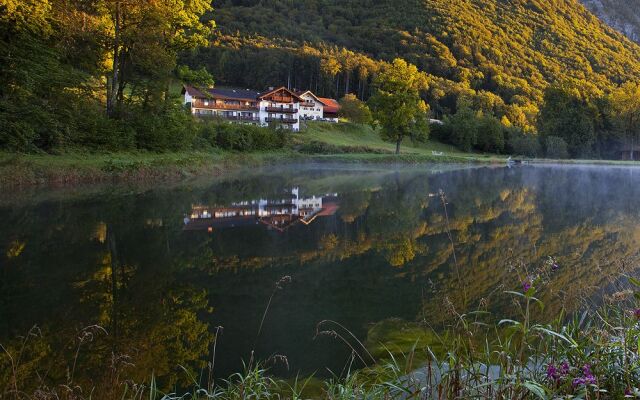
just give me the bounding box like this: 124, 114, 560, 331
204, 100, 209, 106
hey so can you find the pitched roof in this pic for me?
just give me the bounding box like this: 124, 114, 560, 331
296, 90, 323, 103
211, 87, 262, 101
319, 97, 340, 114
258, 86, 303, 101
183, 85, 262, 101
182, 85, 208, 98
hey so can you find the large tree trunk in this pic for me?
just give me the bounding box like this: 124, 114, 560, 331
117, 50, 126, 105
345, 71, 350, 96
395, 138, 401, 155
107, 2, 121, 118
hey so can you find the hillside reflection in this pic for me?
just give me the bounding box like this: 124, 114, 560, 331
3, 165, 640, 396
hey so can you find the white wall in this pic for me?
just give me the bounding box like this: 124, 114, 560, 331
183, 90, 194, 111
298, 93, 324, 121
258, 100, 300, 131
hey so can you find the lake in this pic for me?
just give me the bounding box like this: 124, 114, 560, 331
2, 163, 640, 391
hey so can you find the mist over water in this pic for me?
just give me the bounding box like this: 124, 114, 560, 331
2, 163, 640, 389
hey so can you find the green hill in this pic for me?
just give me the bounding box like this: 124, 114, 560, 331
190, 0, 640, 130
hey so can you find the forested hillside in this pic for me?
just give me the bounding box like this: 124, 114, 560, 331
4, 0, 640, 157
187, 0, 640, 131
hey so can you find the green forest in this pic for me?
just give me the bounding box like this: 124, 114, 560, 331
3, 0, 640, 159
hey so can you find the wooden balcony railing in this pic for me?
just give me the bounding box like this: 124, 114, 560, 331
268, 96, 293, 102
192, 100, 259, 111
265, 106, 297, 113
299, 101, 315, 108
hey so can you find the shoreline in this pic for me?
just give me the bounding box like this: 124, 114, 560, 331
0, 150, 502, 189
3, 150, 640, 190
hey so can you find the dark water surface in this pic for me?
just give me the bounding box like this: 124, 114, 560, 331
3, 163, 640, 390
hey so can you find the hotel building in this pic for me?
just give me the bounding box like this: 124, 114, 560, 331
182, 86, 304, 131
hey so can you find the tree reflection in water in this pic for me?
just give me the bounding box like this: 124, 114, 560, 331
2, 164, 640, 395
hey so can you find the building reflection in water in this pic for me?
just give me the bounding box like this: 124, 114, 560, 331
183, 187, 339, 232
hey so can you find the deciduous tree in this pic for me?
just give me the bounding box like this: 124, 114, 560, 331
339, 94, 372, 124
609, 82, 640, 160
368, 59, 429, 154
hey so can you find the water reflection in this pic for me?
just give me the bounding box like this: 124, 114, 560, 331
3, 165, 640, 396
184, 187, 339, 231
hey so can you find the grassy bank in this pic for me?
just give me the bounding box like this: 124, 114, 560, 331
0, 150, 308, 188
0, 123, 506, 188
5, 122, 640, 189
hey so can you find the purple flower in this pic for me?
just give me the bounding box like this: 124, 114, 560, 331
552, 262, 559, 271
625, 388, 633, 397
546, 364, 559, 381
573, 364, 596, 387
582, 364, 596, 385
634, 309, 640, 320
522, 280, 532, 292
559, 361, 570, 375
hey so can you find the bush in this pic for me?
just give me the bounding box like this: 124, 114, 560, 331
476, 115, 505, 153
436, 109, 509, 154
130, 102, 198, 151
447, 108, 478, 152
199, 122, 288, 152
429, 121, 452, 143
506, 128, 541, 157
339, 94, 372, 124
544, 135, 570, 159
297, 140, 392, 154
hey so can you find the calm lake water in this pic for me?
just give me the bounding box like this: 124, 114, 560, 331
3, 163, 640, 390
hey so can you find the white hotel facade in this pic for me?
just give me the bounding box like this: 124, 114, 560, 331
183, 85, 339, 131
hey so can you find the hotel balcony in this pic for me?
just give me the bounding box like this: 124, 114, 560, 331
265, 117, 297, 124
264, 106, 297, 113
299, 101, 315, 108
269, 96, 294, 102
195, 113, 259, 122
192, 101, 259, 111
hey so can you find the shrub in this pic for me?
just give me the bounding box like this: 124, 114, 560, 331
544, 135, 570, 159
506, 128, 541, 157
476, 115, 505, 153
200, 122, 289, 152
429, 121, 453, 143
339, 94, 373, 124
131, 103, 198, 151
215, 124, 255, 151
446, 108, 478, 152
297, 140, 392, 154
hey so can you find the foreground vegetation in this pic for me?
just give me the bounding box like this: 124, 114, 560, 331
170, 284, 640, 399
4, 259, 640, 399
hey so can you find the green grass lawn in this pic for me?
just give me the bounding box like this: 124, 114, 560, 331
10, 121, 640, 188
0, 148, 315, 187
297, 121, 505, 162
